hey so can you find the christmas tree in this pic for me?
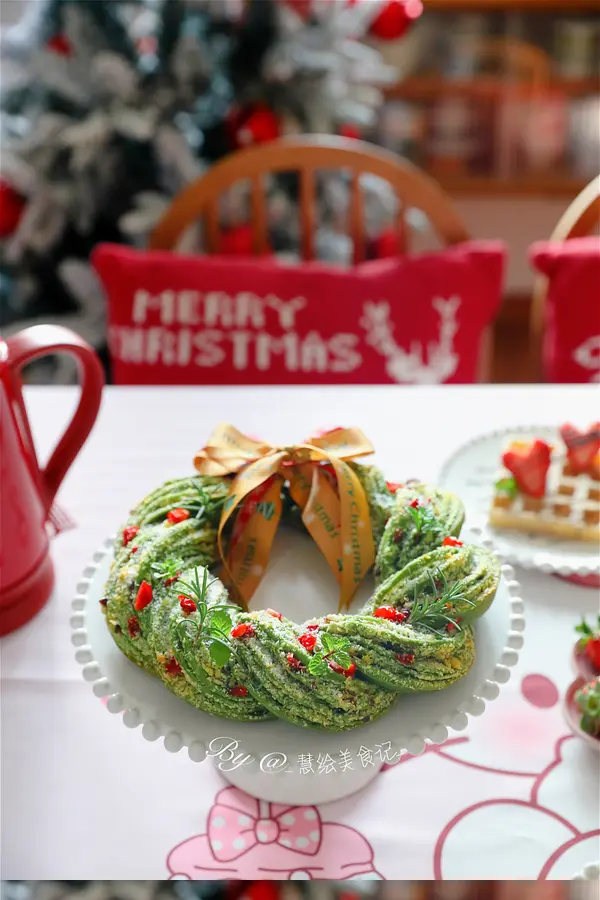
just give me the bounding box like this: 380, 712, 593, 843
0, 0, 421, 382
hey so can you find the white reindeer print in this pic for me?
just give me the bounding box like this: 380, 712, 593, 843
360, 296, 461, 384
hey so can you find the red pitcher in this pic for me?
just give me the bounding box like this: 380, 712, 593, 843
0, 325, 104, 636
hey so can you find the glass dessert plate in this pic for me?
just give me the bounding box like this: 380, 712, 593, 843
438, 426, 600, 578
71, 524, 524, 804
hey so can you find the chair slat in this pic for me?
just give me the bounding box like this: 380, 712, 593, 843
251, 176, 269, 255
300, 168, 315, 260
204, 201, 220, 254
350, 172, 365, 264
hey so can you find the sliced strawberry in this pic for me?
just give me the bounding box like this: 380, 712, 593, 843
560, 422, 600, 475
502, 439, 552, 498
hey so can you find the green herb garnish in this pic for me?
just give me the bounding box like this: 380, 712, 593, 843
183, 481, 225, 522
407, 502, 443, 538
495, 476, 518, 499
174, 566, 239, 666
151, 556, 184, 581
308, 633, 352, 677
407, 568, 475, 635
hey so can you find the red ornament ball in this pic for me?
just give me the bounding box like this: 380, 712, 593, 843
235, 106, 280, 148
369, 0, 423, 41
0, 181, 26, 239
46, 34, 72, 56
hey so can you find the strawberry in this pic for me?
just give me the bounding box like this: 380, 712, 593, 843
576, 616, 600, 673
502, 439, 552, 498
329, 660, 356, 678
560, 422, 600, 475
122, 525, 139, 546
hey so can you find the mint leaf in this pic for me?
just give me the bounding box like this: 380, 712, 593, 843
308, 656, 329, 676
209, 640, 231, 667
332, 651, 351, 670
321, 633, 350, 654
209, 608, 233, 638
495, 477, 518, 499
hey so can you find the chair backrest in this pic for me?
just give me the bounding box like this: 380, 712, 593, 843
531, 174, 600, 360
149, 134, 470, 263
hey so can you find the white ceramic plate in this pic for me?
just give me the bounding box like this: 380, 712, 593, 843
70, 524, 524, 804
438, 425, 600, 577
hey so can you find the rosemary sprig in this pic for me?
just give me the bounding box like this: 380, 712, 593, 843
183, 481, 225, 522
308, 633, 352, 677
174, 566, 240, 666
407, 568, 475, 635
407, 501, 443, 538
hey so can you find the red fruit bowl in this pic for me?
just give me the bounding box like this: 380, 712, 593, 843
563, 677, 600, 751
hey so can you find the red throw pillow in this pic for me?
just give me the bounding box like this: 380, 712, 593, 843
530, 237, 600, 383
92, 241, 505, 385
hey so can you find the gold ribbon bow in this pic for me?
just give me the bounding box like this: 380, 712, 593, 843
194, 424, 375, 610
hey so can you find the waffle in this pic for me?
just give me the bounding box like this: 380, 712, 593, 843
490, 449, 600, 543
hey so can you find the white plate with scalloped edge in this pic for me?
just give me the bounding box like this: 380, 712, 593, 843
438, 426, 600, 578
71, 524, 524, 805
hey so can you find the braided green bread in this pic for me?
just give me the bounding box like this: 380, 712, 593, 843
101, 467, 500, 732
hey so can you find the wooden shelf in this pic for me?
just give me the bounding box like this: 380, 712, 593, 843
435, 175, 587, 195
424, 0, 600, 10
384, 76, 600, 101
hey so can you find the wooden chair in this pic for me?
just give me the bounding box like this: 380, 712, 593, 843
531, 174, 600, 378
149, 135, 495, 380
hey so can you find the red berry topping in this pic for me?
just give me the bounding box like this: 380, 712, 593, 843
164, 658, 182, 676
409, 498, 420, 508
446, 622, 456, 633
134, 580, 153, 611
179, 596, 197, 615
386, 481, 404, 493
560, 422, 600, 475
99, 598, 108, 607
374, 606, 407, 623
122, 525, 139, 546
306, 623, 320, 631
127, 616, 141, 638
329, 660, 356, 678
443, 536, 463, 547
130, 546, 138, 554
396, 652, 416, 665
374, 606, 398, 619
229, 685, 249, 697
502, 439, 552, 499
298, 633, 317, 652
167, 508, 190, 524
231, 623, 255, 639
287, 653, 305, 670
393, 528, 404, 544
266, 608, 282, 620
164, 574, 180, 586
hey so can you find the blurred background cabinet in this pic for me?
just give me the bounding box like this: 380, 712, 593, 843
373, 0, 600, 381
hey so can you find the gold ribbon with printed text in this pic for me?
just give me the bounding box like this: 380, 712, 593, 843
194, 424, 376, 610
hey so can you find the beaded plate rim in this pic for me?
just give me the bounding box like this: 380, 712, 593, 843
572, 861, 600, 880
437, 424, 600, 577
71, 524, 525, 770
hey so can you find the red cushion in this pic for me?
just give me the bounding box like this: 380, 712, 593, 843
530, 237, 600, 383
92, 241, 505, 385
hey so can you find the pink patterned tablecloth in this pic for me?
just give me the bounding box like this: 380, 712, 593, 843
2, 386, 599, 880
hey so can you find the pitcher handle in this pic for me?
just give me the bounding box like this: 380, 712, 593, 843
5, 325, 104, 515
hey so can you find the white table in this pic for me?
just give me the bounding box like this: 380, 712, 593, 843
2, 385, 599, 880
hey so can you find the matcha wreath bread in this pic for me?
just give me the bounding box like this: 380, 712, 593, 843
101, 466, 501, 732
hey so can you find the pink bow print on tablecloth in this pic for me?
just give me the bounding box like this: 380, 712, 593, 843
167, 786, 382, 879
207, 790, 321, 861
